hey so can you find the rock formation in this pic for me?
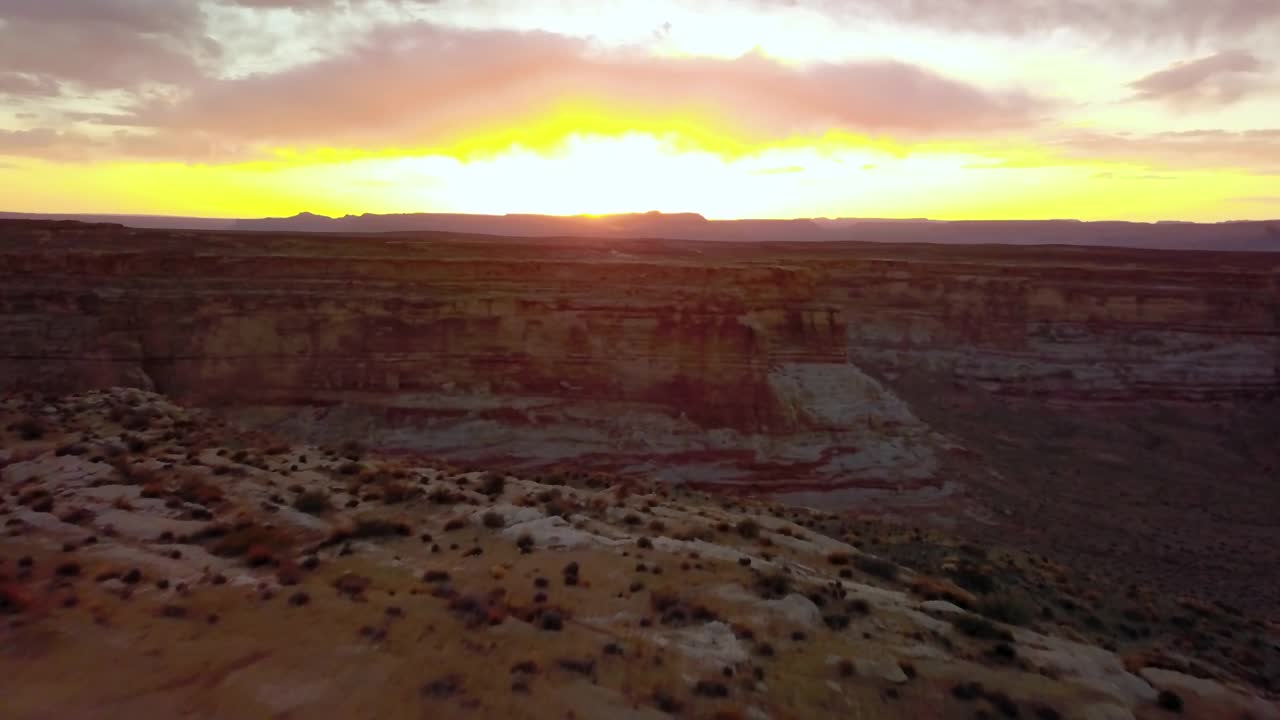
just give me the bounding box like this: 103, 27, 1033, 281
1, 220, 1276, 487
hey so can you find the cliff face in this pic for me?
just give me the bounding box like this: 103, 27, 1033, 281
2, 220, 1278, 489
226, 212, 1280, 251
831, 258, 1280, 401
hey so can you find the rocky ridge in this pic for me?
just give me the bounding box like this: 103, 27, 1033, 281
1, 220, 1277, 492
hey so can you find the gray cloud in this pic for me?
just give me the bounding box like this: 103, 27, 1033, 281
0, 0, 217, 94
744, 0, 1280, 43
1053, 128, 1280, 171
1129, 50, 1267, 107
0, 128, 99, 161
0, 72, 61, 97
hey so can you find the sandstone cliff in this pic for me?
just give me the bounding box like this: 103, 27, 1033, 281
1, 220, 1277, 491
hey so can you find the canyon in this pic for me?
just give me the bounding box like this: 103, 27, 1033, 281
2, 218, 1279, 614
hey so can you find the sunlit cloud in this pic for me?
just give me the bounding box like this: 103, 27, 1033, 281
1, 0, 1278, 221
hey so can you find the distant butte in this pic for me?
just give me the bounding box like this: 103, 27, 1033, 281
2, 209, 1279, 251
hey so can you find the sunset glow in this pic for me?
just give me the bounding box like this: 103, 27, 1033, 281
2, 1, 1278, 221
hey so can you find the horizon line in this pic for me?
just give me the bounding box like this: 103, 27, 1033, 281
4, 209, 1279, 226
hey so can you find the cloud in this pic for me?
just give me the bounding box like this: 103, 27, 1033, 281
221, 0, 439, 7
0, 128, 99, 161
0, 72, 61, 97
0, 0, 202, 35
1091, 171, 1177, 181
743, 0, 1280, 44
102, 22, 1045, 162
1129, 50, 1267, 107
0, 0, 216, 94
1053, 128, 1280, 172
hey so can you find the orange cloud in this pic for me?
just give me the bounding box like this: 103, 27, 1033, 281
34, 23, 1045, 163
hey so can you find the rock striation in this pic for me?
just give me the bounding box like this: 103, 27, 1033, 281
1, 220, 1277, 488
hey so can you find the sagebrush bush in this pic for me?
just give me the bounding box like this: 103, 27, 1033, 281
479, 472, 506, 497
855, 556, 899, 581
976, 593, 1034, 626
293, 490, 331, 515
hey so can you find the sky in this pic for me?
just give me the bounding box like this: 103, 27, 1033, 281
1, 0, 1278, 221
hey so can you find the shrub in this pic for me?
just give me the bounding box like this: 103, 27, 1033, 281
976, 593, 1034, 626
479, 472, 506, 497
246, 544, 275, 567
349, 517, 411, 539
556, 658, 596, 677
293, 490, 331, 515
910, 577, 976, 608
754, 572, 791, 600
209, 524, 293, 558
1032, 706, 1062, 720
562, 561, 580, 586
14, 417, 48, 441
950, 564, 998, 595
482, 511, 505, 529
735, 519, 761, 539
334, 572, 372, 598
429, 487, 460, 505
952, 614, 1014, 642
176, 476, 224, 507
648, 587, 719, 627
121, 412, 152, 431
824, 614, 851, 630
855, 556, 899, 581
381, 481, 414, 504
987, 642, 1018, 662
651, 689, 684, 714
986, 691, 1020, 717
692, 679, 729, 698
1157, 690, 1183, 712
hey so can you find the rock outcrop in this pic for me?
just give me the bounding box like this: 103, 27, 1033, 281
1, 220, 1277, 490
